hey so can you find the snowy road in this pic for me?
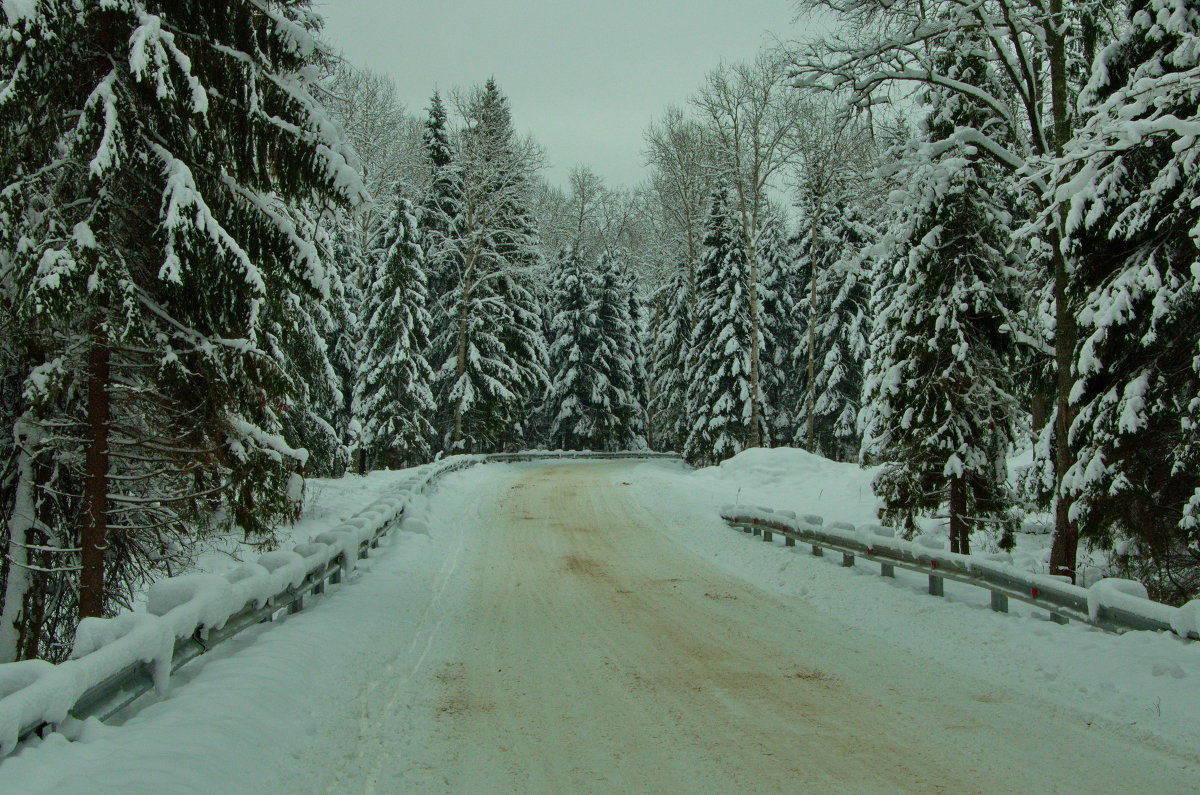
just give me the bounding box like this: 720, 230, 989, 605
8, 460, 1198, 793
347, 461, 1196, 793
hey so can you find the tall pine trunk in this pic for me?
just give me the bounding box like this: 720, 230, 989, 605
949, 475, 969, 555
747, 238, 763, 449
451, 249, 477, 452
1047, 0, 1079, 582
806, 210, 819, 450
0, 419, 37, 661
78, 335, 111, 620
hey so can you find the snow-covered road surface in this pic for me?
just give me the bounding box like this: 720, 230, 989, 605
6, 460, 1197, 793
352, 461, 1197, 793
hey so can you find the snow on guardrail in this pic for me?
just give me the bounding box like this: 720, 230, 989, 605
0, 449, 679, 758
720, 504, 1200, 642
0, 456, 474, 757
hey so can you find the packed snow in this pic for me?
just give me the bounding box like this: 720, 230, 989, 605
2, 456, 1197, 792
629, 450, 1200, 753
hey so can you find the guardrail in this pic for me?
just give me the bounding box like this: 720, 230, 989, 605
0, 456, 483, 757
0, 449, 681, 758
721, 505, 1200, 642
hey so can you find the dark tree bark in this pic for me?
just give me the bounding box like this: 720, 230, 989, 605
1047, 0, 1079, 582
78, 336, 111, 620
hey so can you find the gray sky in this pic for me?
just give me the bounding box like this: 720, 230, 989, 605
316, 1, 797, 188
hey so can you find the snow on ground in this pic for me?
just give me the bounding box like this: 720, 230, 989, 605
688, 446, 1098, 578
631, 450, 1200, 754
4, 455, 1198, 791
1, 463, 494, 793
186, 468, 419, 582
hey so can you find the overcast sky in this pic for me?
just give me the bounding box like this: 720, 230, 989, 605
315, 1, 797, 188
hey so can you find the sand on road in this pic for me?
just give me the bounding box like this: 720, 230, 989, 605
401, 462, 1197, 794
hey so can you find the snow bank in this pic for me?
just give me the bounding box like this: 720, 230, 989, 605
720, 503, 1195, 637
695, 447, 882, 527
630, 460, 1200, 756
0, 456, 473, 758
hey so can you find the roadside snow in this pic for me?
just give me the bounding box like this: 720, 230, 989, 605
187, 469, 417, 580
0, 464, 490, 793
630, 452, 1200, 754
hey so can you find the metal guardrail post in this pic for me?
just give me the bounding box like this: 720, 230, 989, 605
763, 529, 773, 542
842, 553, 855, 568
722, 508, 1196, 640
785, 537, 795, 547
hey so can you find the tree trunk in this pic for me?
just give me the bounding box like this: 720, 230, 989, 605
1048, 238, 1078, 580
79, 337, 111, 620
646, 303, 662, 449
1046, 0, 1079, 582
949, 475, 969, 556
451, 249, 477, 452
0, 420, 37, 661
806, 214, 819, 451
747, 237, 763, 449
1030, 392, 1048, 435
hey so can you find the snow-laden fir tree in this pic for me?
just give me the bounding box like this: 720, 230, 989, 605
419, 91, 463, 310
0, 1, 364, 659
269, 206, 353, 481
1058, 0, 1200, 600
433, 80, 547, 452
799, 199, 874, 462
860, 42, 1023, 553
353, 195, 436, 470
620, 257, 650, 447
593, 250, 645, 449
544, 247, 604, 449
756, 218, 803, 446
647, 271, 693, 452
685, 184, 765, 465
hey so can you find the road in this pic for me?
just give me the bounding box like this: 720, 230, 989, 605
382, 461, 1197, 794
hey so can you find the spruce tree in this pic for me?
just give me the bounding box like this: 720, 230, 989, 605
0, 1, 363, 657
801, 201, 874, 461
419, 91, 462, 309
647, 271, 692, 452
435, 80, 547, 453
860, 44, 1022, 553
1059, 0, 1200, 600
354, 195, 436, 469
685, 185, 763, 465
756, 218, 803, 446
594, 250, 643, 449
545, 247, 603, 449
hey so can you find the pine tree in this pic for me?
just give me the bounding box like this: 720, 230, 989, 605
799, 200, 875, 461
358, 196, 436, 465
685, 185, 764, 465
0, 1, 363, 658
756, 218, 803, 446
545, 247, 603, 449
419, 91, 462, 309
647, 271, 692, 452
354, 195, 436, 469
860, 43, 1022, 553
593, 250, 643, 449
1059, 0, 1200, 600
434, 80, 547, 453
270, 206, 351, 481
